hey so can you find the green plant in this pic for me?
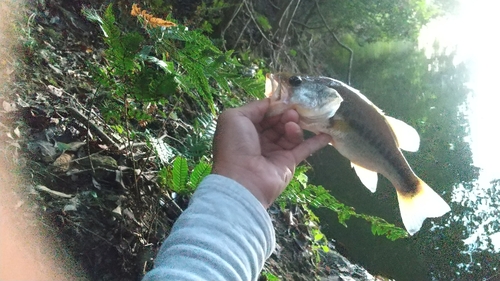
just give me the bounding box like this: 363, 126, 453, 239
261, 271, 280, 281
310, 228, 330, 263
193, 0, 229, 34
83, 4, 264, 128
158, 156, 212, 195
255, 13, 272, 32
277, 165, 408, 241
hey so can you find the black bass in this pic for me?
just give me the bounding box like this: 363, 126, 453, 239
265, 73, 450, 235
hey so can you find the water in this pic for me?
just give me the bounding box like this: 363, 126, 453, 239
304, 39, 500, 279
309, 164, 499, 280
264, 0, 500, 278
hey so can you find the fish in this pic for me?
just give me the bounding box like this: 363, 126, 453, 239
264, 73, 451, 235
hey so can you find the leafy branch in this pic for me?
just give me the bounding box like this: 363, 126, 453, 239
277, 165, 408, 240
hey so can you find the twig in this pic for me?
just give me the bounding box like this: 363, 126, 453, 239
314, 0, 353, 85
276, 0, 301, 69
35, 185, 73, 198
266, 0, 279, 10
234, 17, 252, 49
243, 0, 276, 47
277, 0, 295, 31
67, 107, 121, 149
123, 94, 140, 198
85, 88, 99, 173
221, 1, 245, 51
292, 20, 324, 30
65, 219, 115, 247
284, 0, 301, 37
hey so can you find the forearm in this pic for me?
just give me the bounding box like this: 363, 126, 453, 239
143, 175, 275, 281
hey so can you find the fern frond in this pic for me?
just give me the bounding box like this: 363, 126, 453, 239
172, 156, 188, 192
189, 161, 212, 188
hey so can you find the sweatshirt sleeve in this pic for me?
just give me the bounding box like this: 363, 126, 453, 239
142, 174, 276, 281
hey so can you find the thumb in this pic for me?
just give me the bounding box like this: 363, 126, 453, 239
236, 99, 270, 124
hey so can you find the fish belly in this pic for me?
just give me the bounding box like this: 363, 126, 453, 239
325, 118, 414, 194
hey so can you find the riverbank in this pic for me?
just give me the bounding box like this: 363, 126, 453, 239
0, 0, 388, 280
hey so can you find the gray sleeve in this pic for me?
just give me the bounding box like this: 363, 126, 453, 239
142, 174, 276, 281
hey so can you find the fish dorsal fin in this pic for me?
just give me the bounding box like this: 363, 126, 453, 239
385, 116, 420, 152
351, 162, 378, 192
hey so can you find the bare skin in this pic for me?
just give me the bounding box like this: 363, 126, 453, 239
212, 98, 332, 208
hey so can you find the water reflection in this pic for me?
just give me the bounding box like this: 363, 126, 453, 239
454, 180, 500, 250
305, 27, 500, 277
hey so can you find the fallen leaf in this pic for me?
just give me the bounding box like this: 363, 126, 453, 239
14, 127, 21, 138
92, 177, 102, 190
9, 141, 21, 149
112, 205, 122, 216
52, 153, 73, 173
47, 85, 64, 97
16, 96, 30, 107
63, 204, 77, 212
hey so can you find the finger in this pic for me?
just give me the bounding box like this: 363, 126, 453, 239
291, 133, 332, 163
261, 108, 298, 130
259, 114, 282, 131
280, 109, 299, 124
262, 120, 302, 148
283, 121, 303, 145
237, 98, 270, 124
261, 128, 281, 143
267, 122, 303, 151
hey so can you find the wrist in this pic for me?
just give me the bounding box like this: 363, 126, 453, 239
212, 163, 271, 208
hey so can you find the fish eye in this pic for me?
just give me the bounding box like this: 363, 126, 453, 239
289, 76, 302, 87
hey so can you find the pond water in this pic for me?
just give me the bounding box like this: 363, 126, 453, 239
306, 1, 500, 279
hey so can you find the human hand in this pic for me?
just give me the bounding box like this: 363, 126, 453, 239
212, 99, 331, 208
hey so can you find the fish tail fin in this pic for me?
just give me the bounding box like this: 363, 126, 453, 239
396, 178, 451, 235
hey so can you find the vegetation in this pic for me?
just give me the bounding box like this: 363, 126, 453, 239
6, 0, 498, 280
83, 1, 406, 243
73, 3, 413, 278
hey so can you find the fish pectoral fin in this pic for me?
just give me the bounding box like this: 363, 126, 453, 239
385, 116, 420, 152
351, 162, 378, 193
396, 178, 451, 235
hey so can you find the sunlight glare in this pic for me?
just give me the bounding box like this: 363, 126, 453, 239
420, 0, 500, 182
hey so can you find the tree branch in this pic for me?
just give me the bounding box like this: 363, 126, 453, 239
314, 0, 353, 85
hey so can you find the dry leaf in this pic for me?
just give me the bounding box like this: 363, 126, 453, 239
47, 85, 64, 97
14, 127, 21, 138
52, 153, 73, 173
16, 96, 30, 107
130, 4, 176, 28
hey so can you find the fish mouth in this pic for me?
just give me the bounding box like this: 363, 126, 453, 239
265, 73, 281, 101
264, 73, 293, 117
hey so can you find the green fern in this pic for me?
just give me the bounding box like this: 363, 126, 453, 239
182, 113, 217, 160
277, 165, 408, 240
158, 157, 212, 195
172, 156, 189, 192
189, 161, 212, 188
